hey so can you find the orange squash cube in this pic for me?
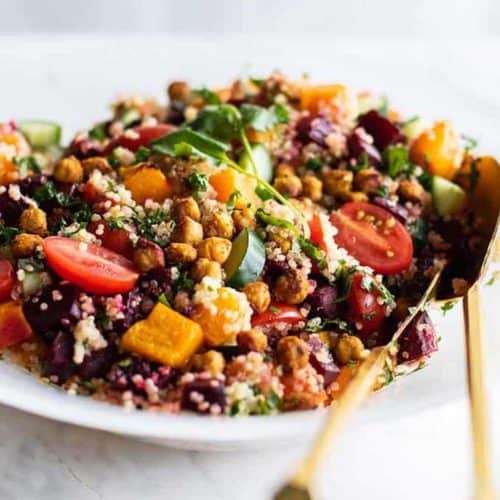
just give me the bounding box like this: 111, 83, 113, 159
300, 84, 351, 116
410, 121, 463, 180
124, 166, 172, 204
121, 303, 203, 367
209, 168, 236, 203
0, 301, 33, 350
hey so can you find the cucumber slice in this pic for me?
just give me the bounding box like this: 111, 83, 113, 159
224, 228, 265, 288
239, 143, 273, 182
18, 121, 62, 148
431, 175, 466, 216
402, 116, 430, 141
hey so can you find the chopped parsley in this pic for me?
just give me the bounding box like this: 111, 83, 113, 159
186, 171, 208, 192
88, 123, 107, 142
13, 156, 41, 176
0, 224, 19, 246
440, 301, 456, 315
305, 157, 323, 172
383, 145, 413, 178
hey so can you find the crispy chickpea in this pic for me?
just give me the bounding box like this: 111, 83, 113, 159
171, 216, 203, 245
53, 156, 84, 183
398, 179, 426, 203
345, 191, 369, 203
174, 197, 201, 222
197, 237, 232, 264
132, 238, 165, 272
165, 242, 197, 264
242, 281, 271, 313
81, 157, 112, 176
322, 169, 353, 197
334, 334, 367, 365
301, 175, 323, 201
232, 205, 256, 232
191, 350, 225, 376
191, 258, 223, 282
354, 167, 383, 194
11, 233, 43, 258
273, 269, 309, 305
268, 228, 292, 253
274, 174, 303, 198
277, 336, 309, 373
202, 210, 234, 239
275, 163, 295, 177
237, 329, 268, 353
168, 81, 190, 102
19, 207, 47, 235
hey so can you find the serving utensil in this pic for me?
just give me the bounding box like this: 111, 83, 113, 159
275, 158, 500, 500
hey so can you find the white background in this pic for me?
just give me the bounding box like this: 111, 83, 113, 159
0, 3, 499, 499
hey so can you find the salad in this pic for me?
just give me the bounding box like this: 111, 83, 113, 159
0, 73, 494, 416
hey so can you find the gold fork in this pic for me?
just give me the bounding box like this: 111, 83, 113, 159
275, 160, 500, 500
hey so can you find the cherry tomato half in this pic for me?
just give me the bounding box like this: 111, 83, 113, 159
88, 221, 134, 259
104, 124, 175, 154
0, 260, 15, 303
43, 237, 139, 294
330, 202, 413, 275
251, 303, 304, 327
346, 272, 385, 337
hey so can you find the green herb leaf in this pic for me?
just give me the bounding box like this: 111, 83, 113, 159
158, 293, 170, 307
192, 88, 221, 105
306, 157, 323, 172
240, 103, 286, 131
88, 123, 107, 142
135, 146, 152, 163
186, 172, 208, 192
13, 156, 41, 176
383, 145, 413, 178
190, 104, 242, 142
440, 301, 456, 315
0, 224, 19, 246
461, 134, 478, 153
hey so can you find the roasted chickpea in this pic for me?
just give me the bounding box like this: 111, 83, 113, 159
197, 237, 232, 264
11, 233, 43, 258
274, 174, 303, 198
53, 156, 84, 183
242, 281, 271, 313
273, 269, 309, 305
191, 350, 225, 376
398, 179, 426, 203
165, 242, 197, 264
174, 197, 201, 222
301, 175, 323, 201
19, 207, 47, 235
277, 336, 309, 373
345, 191, 369, 203
334, 334, 367, 364
202, 209, 234, 239
322, 169, 353, 197
354, 167, 383, 194
132, 238, 165, 272
191, 258, 223, 282
232, 206, 256, 232
171, 216, 203, 246
168, 81, 190, 102
81, 157, 112, 176
237, 329, 268, 353
275, 163, 295, 177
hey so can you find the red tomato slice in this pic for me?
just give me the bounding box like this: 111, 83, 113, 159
104, 124, 175, 154
43, 237, 139, 294
0, 260, 15, 303
88, 221, 134, 258
330, 202, 413, 274
251, 303, 304, 327
346, 272, 385, 337
308, 214, 327, 251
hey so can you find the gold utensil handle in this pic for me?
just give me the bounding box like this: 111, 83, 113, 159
290, 347, 388, 490
463, 284, 495, 500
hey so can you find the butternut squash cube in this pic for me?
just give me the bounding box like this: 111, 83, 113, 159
121, 303, 203, 367
124, 166, 172, 204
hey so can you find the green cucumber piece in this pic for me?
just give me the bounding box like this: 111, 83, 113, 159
431, 175, 466, 216
224, 228, 265, 288
18, 121, 62, 148
402, 116, 430, 141
239, 143, 273, 182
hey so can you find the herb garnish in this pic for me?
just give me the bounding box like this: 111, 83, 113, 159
88, 123, 107, 142
13, 156, 41, 176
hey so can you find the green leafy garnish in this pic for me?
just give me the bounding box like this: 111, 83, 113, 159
13, 156, 41, 176
440, 301, 456, 315
461, 134, 478, 153
158, 293, 170, 307
226, 190, 242, 211
305, 157, 323, 172
193, 88, 222, 105
190, 104, 243, 143
135, 146, 152, 163
88, 123, 107, 142
240, 103, 288, 131
383, 145, 413, 178
186, 172, 208, 192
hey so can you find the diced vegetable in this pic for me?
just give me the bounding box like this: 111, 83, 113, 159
192, 286, 251, 346
410, 121, 463, 179
123, 166, 172, 204
431, 175, 466, 216
0, 260, 15, 303
301, 84, 352, 116
121, 303, 203, 367
224, 229, 265, 288
239, 143, 273, 182
401, 116, 430, 141
18, 121, 62, 148
0, 301, 33, 350
209, 168, 236, 203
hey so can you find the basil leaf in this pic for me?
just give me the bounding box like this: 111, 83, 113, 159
151, 128, 229, 163
240, 103, 286, 131
190, 104, 242, 142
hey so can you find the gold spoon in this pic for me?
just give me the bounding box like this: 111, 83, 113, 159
275, 156, 500, 500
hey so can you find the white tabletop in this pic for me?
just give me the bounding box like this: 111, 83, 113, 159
0, 34, 499, 500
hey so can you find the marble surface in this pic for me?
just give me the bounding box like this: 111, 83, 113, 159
0, 35, 499, 500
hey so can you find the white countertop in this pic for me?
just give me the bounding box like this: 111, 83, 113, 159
0, 34, 499, 500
